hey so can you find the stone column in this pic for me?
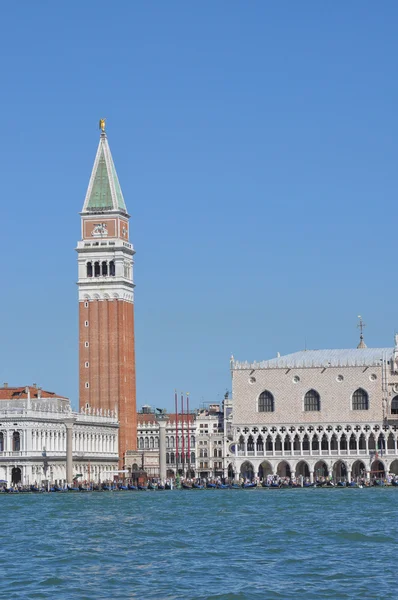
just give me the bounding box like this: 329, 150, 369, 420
310, 470, 314, 483
65, 418, 76, 484
157, 414, 168, 482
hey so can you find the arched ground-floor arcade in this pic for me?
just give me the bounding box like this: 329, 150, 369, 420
234, 455, 398, 483
0, 459, 119, 487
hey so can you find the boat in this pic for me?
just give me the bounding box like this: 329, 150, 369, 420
303, 482, 314, 488
216, 484, 230, 489
165, 483, 172, 490
243, 482, 257, 489
118, 485, 128, 490
79, 485, 90, 492
206, 483, 216, 489
128, 484, 138, 490
391, 480, 398, 487
137, 484, 147, 491
157, 484, 165, 490
101, 484, 112, 491
182, 482, 192, 489
373, 479, 385, 487
337, 481, 347, 487
192, 483, 204, 489
270, 482, 280, 489
147, 482, 156, 490
230, 483, 241, 489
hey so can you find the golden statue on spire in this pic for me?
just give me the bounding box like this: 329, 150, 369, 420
99, 118, 106, 132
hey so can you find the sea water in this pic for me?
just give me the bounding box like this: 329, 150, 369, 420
1, 488, 397, 599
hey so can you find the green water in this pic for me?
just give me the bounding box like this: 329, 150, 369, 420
1, 488, 397, 599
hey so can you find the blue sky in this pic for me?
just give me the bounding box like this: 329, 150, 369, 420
1, 2, 398, 410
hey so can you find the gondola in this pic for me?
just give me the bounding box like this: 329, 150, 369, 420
216, 483, 229, 489
147, 482, 156, 490
192, 483, 204, 489
243, 482, 257, 489
137, 484, 147, 491
101, 484, 112, 491
182, 482, 192, 489
157, 484, 165, 490
118, 485, 128, 490
206, 483, 216, 488
270, 482, 280, 488
128, 484, 138, 490
337, 481, 347, 487
391, 480, 398, 486
303, 482, 314, 488
165, 483, 172, 490
230, 483, 241, 489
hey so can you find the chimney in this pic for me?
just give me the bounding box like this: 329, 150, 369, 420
33, 383, 37, 388
3, 383, 8, 389
37, 387, 42, 399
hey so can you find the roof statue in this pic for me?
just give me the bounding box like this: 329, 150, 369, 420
357, 315, 367, 349
99, 118, 106, 132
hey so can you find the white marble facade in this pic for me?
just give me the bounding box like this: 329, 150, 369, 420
0, 387, 119, 485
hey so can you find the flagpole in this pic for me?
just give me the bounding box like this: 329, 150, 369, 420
175, 390, 178, 475
181, 392, 185, 477
187, 392, 190, 477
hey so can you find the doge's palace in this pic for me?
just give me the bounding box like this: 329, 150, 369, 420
230, 332, 398, 483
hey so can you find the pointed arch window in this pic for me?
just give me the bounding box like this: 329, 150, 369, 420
237, 435, 245, 452
247, 435, 254, 452
391, 395, 398, 415
258, 391, 274, 413
304, 389, 320, 412
352, 388, 369, 410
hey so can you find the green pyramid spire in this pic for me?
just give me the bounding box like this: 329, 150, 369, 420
83, 132, 127, 213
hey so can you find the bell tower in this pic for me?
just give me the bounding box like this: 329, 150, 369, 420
76, 121, 137, 463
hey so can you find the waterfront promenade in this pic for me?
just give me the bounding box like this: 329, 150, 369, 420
1, 489, 397, 599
